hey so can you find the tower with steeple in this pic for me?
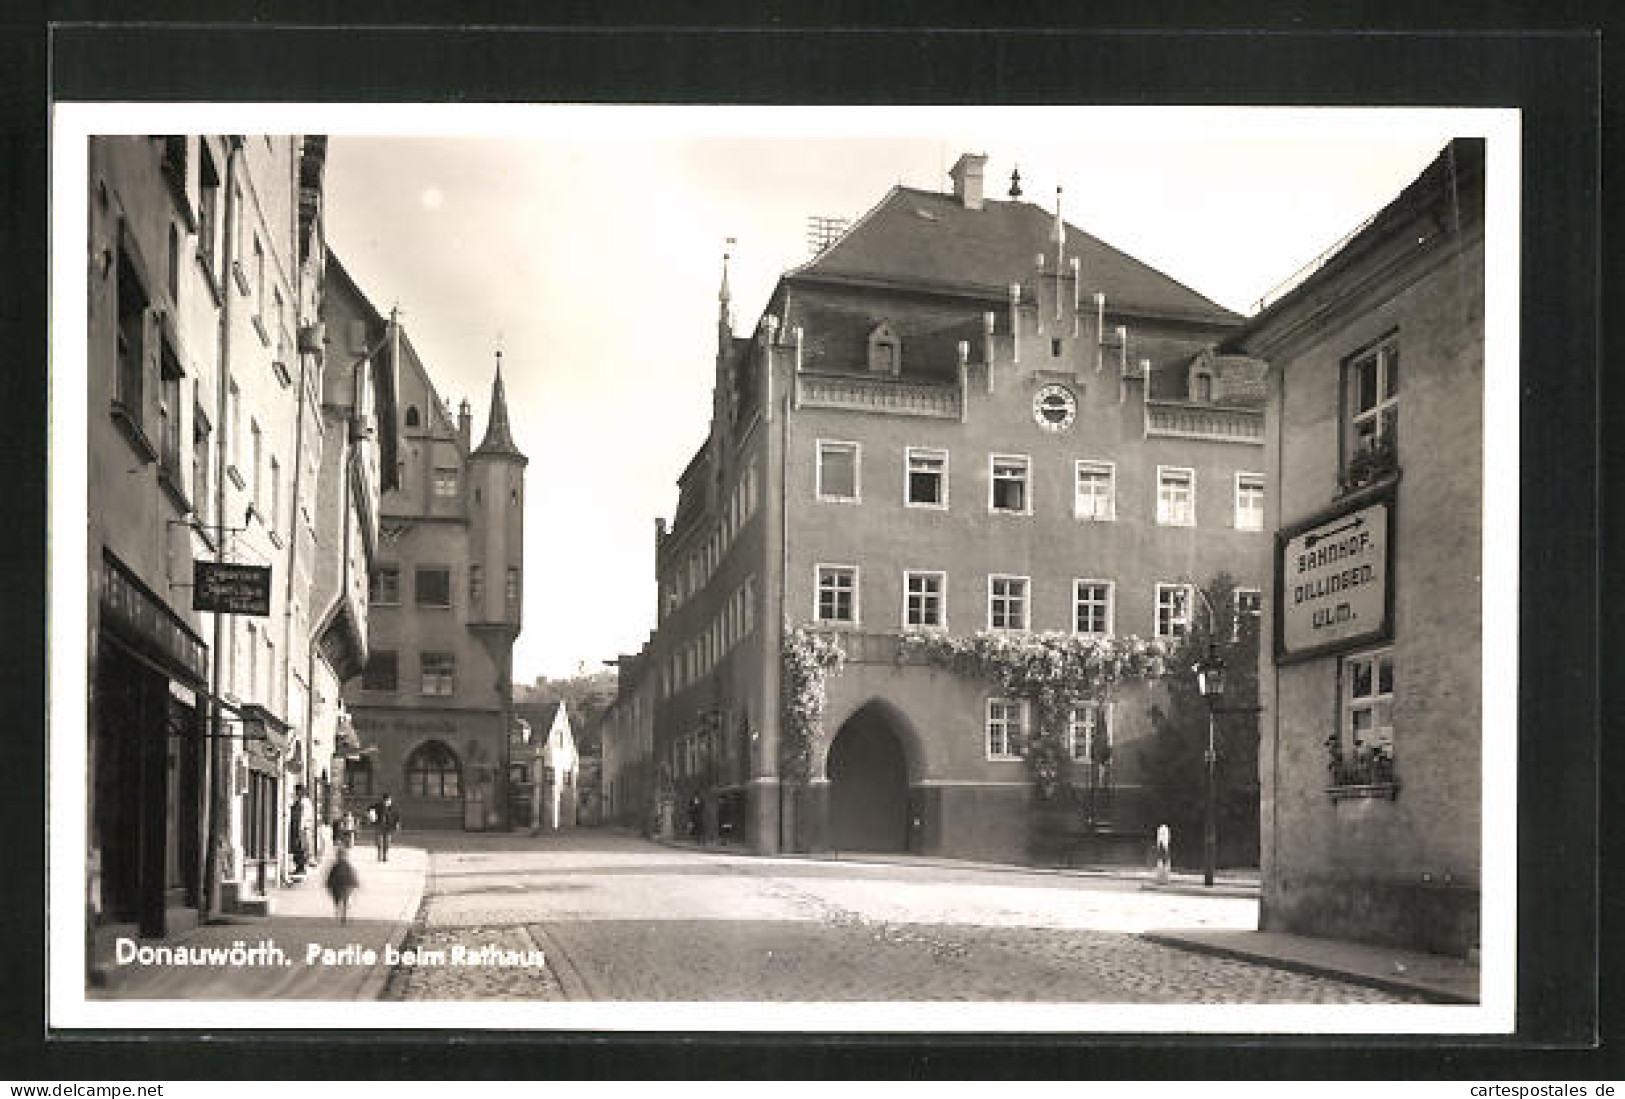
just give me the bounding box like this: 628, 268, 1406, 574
468, 353, 527, 637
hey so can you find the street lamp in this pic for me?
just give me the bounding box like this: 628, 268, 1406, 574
1193, 640, 1227, 888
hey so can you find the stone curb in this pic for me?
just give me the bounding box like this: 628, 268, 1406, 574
1139, 931, 1478, 1004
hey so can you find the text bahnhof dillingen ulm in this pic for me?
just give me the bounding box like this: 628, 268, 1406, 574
114, 937, 548, 969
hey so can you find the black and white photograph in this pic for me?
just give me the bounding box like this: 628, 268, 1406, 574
50, 101, 1520, 1035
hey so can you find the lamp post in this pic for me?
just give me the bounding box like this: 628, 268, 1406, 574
1194, 640, 1226, 888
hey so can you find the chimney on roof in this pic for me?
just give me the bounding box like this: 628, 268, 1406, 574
948, 153, 989, 211
458, 398, 472, 452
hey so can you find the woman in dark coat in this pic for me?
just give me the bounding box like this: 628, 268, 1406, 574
325, 846, 359, 923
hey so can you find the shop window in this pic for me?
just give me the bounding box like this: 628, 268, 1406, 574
815, 565, 857, 624
990, 455, 1030, 514
986, 698, 1027, 761
989, 575, 1029, 631
816, 440, 859, 502
906, 447, 947, 508
405, 740, 462, 799
904, 570, 946, 629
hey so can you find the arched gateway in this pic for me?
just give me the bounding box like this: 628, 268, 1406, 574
825, 702, 911, 853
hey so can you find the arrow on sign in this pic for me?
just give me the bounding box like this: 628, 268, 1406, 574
1304, 515, 1364, 548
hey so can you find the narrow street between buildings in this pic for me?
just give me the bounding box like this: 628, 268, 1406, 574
384, 830, 1417, 1003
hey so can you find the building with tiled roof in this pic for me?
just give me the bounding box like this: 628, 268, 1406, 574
630, 153, 1273, 864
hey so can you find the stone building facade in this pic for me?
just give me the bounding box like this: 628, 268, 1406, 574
341, 329, 527, 832
1234, 139, 1484, 956
84, 134, 398, 942
643, 154, 1271, 861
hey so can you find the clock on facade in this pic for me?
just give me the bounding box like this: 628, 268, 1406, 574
1033, 384, 1078, 431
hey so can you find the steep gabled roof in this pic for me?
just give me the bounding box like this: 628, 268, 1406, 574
791, 185, 1240, 325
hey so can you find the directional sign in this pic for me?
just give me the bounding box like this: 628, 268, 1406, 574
193, 561, 272, 616
1276, 496, 1392, 663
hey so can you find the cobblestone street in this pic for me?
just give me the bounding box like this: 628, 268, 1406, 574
384, 831, 1418, 1003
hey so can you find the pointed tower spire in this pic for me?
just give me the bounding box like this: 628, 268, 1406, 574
718, 238, 736, 342
473, 349, 526, 462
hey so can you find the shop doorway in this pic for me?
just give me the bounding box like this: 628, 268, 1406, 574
826, 704, 910, 853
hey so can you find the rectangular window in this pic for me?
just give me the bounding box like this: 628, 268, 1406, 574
420, 652, 456, 696
989, 575, 1029, 631
507, 568, 520, 608
986, 698, 1027, 761
158, 341, 184, 474
369, 565, 401, 605
990, 455, 1030, 514
903, 570, 946, 629
1075, 460, 1116, 521
433, 467, 459, 498
1155, 583, 1192, 639
1234, 588, 1263, 640
198, 144, 220, 280
906, 448, 947, 508
1073, 579, 1113, 636
192, 405, 211, 526
269, 457, 280, 535
245, 621, 258, 699
250, 421, 263, 510
227, 380, 241, 472
1067, 702, 1113, 765
816, 440, 860, 502
1345, 337, 1400, 476
115, 246, 150, 426
1156, 466, 1195, 526
253, 236, 265, 320
816, 565, 857, 624
1235, 472, 1265, 531
415, 567, 452, 608
1339, 649, 1395, 785
469, 564, 484, 606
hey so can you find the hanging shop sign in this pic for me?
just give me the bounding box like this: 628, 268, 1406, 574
1275, 490, 1395, 664
193, 561, 272, 616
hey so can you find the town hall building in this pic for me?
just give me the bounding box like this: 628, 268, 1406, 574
635, 154, 1272, 862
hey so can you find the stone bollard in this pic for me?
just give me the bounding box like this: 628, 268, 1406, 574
1155, 823, 1171, 885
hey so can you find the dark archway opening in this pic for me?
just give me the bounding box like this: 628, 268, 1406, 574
826, 706, 909, 853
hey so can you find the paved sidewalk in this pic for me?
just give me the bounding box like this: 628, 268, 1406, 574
652, 833, 1261, 896
90, 845, 427, 1001
1141, 928, 1479, 1004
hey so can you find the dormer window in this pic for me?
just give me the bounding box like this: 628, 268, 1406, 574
1192, 370, 1214, 403
405, 404, 420, 428
867, 322, 901, 375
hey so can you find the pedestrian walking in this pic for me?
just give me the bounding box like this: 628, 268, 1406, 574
324, 846, 360, 924
333, 809, 357, 850
370, 793, 401, 862
290, 784, 314, 876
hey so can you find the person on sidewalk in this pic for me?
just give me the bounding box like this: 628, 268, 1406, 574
324, 845, 360, 924
370, 793, 401, 862
333, 809, 357, 850
290, 784, 313, 876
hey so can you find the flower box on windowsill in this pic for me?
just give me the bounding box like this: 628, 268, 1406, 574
1343, 438, 1399, 493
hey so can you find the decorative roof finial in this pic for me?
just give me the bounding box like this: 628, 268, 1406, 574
1009, 167, 1023, 199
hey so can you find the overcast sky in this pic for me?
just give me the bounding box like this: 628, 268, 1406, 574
318, 106, 1480, 683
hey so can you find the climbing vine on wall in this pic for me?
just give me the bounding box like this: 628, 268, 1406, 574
898, 630, 1170, 796
779, 625, 847, 783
